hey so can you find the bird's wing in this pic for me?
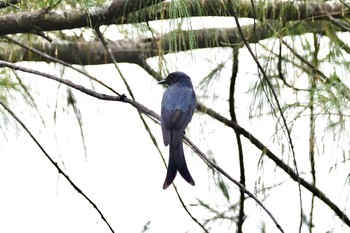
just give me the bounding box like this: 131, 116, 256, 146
161, 108, 193, 146
161, 114, 170, 146
161, 86, 196, 146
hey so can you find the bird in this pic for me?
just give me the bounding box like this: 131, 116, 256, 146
158, 71, 196, 189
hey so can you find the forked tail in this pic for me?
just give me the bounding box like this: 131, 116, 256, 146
163, 141, 195, 189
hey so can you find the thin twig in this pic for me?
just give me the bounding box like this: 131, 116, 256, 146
196, 102, 350, 227
282, 39, 350, 101
183, 135, 284, 233
232, 11, 302, 230
0, 0, 20, 9
0, 100, 115, 233
3, 36, 121, 96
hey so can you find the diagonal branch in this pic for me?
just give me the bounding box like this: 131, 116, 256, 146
184, 135, 284, 233
196, 102, 350, 227
3, 36, 122, 96
282, 39, 350, 101
0, 0, 19, 9
0, 100, 115, 233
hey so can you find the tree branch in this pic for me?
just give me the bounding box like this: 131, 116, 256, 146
229, 46, 246, 233
0, 100, 115, 233
0, 0, 163, 35
0, 0, 19, 9
184, 135, 284, 233
126, 0, 350, 23
196, 102, 350, 227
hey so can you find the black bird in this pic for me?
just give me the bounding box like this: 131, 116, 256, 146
158, 71, 196, 189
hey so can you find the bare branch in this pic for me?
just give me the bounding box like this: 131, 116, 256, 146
184, 135, 284, 233
228, 47, 246, 232
196, 103, 350, 227
0, 101, 116, 233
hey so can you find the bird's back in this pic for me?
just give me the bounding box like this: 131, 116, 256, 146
162, 84, 195, 112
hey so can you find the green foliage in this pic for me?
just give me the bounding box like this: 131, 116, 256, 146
167, 1, 196, 53
66, 88, 88, 160
0, 69, 19, 102
0, 0, 104, 13
193, 198, 239, 229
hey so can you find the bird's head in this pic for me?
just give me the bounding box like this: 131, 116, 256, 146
158, 71, 193, 87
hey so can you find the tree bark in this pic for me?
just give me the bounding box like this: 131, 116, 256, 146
126, 0, 350, 23
0, 0, 162, 35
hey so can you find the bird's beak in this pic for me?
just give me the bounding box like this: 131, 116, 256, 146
158, 79, 168, 85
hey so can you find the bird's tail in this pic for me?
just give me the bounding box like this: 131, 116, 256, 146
163, 141, 195, 189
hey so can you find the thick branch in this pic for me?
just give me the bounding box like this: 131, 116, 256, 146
0, 0, 162, 35
127, 0, 350, 23
0, 0, 349, 36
